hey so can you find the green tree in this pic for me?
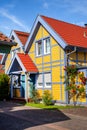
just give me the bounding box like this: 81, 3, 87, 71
0, 74, 10, 100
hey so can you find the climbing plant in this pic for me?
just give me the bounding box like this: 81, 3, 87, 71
64, 65, 86, 106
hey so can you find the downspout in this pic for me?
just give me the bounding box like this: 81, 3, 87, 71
66, 46, 77, 64
65, 46, 77, 104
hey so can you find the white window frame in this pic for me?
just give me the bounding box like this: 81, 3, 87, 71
44, 37, 50, 55
44, 72, 51, 88
36, 74, 43, 88
36, 40, 42, 56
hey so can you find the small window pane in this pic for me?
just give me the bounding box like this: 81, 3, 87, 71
44, 38, 50, 54
36, 41, 42, 56
44, 73, 51, 88
37, 74, 43, 88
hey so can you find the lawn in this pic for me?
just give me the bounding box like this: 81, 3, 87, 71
26, 103, 84, 110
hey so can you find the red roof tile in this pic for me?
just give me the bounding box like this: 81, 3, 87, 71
41, 15, 87, 48
14, 30, 29, 45
17, 53, 38, 72
0, 32, 12, 43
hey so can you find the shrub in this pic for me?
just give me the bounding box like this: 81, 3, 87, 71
29, 84, 40, 103
0, 74, 10, 100
42, 90, 53, 106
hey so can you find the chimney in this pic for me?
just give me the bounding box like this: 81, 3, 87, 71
84, 24, 87, 28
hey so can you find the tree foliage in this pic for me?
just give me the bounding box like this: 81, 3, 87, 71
0, 74, 10, 100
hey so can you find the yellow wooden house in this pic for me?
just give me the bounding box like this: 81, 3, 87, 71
7, 15, 87, 104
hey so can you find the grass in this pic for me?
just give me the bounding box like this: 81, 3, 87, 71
25, 102, 84, 110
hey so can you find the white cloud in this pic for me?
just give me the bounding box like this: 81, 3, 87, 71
0, 8, 29, 32
43, 2, 49, 9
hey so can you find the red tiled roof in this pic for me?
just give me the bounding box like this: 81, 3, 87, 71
0, 32, 12, 43
14, 30, 29, 45
17, 53, 38, 72
41, 15, 87, 48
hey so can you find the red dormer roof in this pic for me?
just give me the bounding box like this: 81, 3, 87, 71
41, 15, 87, 48
14, 30, 30, 45
17, 53, 38, 73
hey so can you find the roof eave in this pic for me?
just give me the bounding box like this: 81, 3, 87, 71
0, 40, 17, 46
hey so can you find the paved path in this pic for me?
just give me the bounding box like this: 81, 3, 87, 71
0, 101, 87, 130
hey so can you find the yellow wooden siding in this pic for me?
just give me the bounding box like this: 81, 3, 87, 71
52, 46, 60, 61
29, 43, 35, 53
43, 55, 50, 63
36, 57, 42, 64
61, 85, 65, 101
43, 67, 51, 72
51, 37, 57, 45
29, 53, 35, 61
5, 42, 23, 73
78, 52, 84, 61
35, 26, 43, 40
52, 67, 60, 82
60, 48, 64, 60
43, 27, 49, 37
52, 84, 61, 100
5, 53, 11, 73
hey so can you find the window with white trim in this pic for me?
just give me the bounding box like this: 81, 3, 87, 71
44, 38, 50, 54
44, 72, 51, 88
37, 74, 43, 88
36, 40, 42, 56
36, 37, 50, 56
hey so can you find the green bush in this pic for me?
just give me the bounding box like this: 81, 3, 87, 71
42, 90, 53, 106
0, 74, 10, 100
31, 89, 40, 103
29, 84, 40, 103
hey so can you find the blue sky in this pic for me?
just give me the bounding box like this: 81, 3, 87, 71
0, 0, 87, 36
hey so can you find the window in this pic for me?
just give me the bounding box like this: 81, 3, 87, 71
36, 40, 42, 56
36, 73, 51, 89
36, 37, 50, 56
44, 73, 51, 88
44, 38, 50, 54
37, 74, 43, 88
